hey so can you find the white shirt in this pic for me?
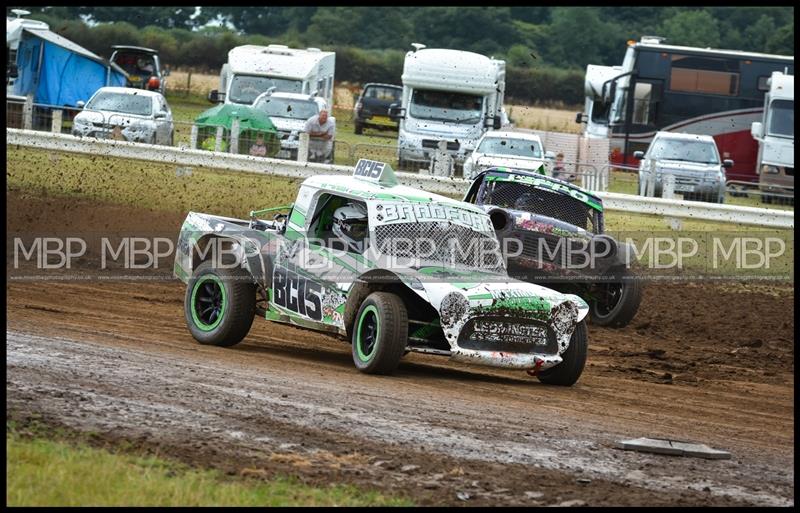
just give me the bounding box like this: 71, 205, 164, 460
304, 114, 335, 155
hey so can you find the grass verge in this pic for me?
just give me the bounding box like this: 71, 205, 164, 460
6, 421, 411, 507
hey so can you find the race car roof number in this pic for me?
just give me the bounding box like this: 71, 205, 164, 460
353, 159, 398, 187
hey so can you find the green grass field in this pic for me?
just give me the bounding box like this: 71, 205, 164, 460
6, 424, 410, 507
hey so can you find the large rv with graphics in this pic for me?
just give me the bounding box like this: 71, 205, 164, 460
577, 36, 793, 182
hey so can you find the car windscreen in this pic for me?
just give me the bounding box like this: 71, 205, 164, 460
86, 92, 153, 116
364, 86, 401, 102
477, 137, 542, 158
113, 53, 156, 76
647, 139, 719, 164
229, 75, 303, 104
768, 99, 794, 138
409, 89, 483, 124
253, 97, 318, 120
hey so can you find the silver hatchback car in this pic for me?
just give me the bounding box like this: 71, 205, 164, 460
72, 87, 174, 145
634, 132, 732, 203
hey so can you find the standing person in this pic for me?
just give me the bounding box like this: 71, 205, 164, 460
304, 109, 335, 163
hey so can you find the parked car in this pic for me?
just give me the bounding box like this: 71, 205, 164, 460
110, 46, 168, 94
634, 131, 732, 203
252, 91, 328, 160
72, 87, 174, 145
463, 130, 556, 180
353, 83, 402, 134
464, 167, 642, 328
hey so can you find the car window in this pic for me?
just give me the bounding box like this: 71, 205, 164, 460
647, 138, 719, 164
308, 194, 369, 254
477, 137, 542, 158
768, 99, 793, 138
365, 86, 401, 102
86, 91, 153, 117
113, 53, 156, 76
254, 97, 319, 120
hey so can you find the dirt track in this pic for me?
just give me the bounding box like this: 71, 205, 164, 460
6, 193, 795, 506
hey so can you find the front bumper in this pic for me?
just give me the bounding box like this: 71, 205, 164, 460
651, 171, 725, 197
437, 290, 585, 371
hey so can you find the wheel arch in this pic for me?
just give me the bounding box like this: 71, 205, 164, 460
343, 270, 430, 339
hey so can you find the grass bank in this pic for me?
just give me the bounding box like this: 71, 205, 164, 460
6, 422, 411, 507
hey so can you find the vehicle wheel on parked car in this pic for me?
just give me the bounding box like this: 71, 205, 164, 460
588, 269, 642, 328
354, 121, 364, 135
184, 260, 256, 347
537, 320, 587, 386
351, 292, 408, 374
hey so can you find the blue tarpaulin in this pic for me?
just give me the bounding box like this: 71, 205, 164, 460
13, 28, 127, 107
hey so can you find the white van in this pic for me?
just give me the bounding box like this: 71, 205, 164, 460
751, 71, 794, 203
209, 44, 335, 109
390, 45, 507, 172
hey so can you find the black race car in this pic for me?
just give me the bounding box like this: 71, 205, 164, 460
464, 167, 642, 328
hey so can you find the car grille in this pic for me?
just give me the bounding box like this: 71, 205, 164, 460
277, 130, 292, 140
374, 222, 503, 271
457, 316, 558, 354
482, 182, 596, 231
422, 139, 460, 151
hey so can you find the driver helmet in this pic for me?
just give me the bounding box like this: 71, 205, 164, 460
332, 202, 369, 253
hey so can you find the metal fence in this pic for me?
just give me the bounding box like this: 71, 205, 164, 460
8, 127, 794, 229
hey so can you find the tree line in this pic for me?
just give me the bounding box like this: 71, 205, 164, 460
10, 6, 794, 106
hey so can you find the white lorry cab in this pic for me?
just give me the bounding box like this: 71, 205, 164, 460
751, 71, 794, 203
575, 64, 622, 139
209, 44, 335, 109
390, 44, 507, 173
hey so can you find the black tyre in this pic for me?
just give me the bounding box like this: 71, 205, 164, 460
184, 260, 256, 347
351, 292, 408, 374
589, 270, 643, 328
354, 122, 364, 135
537, 320, 588, 386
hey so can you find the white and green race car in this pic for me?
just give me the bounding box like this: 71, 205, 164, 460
174, 160, 590, 385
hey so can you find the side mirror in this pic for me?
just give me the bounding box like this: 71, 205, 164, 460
575, 112, 584, 124
154, 110, 167, 119
751, 122, 763, 140
76, 100, 86, 108
545, 151, 556, 160
388, 103, 405, 120
633, 151, 644, 160
208, 89, 224, 103
8, 64, 19, 79
723, 159, 734, 169
492, 116, 502, 130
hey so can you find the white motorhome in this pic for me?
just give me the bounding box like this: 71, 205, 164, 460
751, 71, 794, 203
391, 44, 507, 172
209, 44, 335, 109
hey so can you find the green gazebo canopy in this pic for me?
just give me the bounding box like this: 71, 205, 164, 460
195, 103, 277, 134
